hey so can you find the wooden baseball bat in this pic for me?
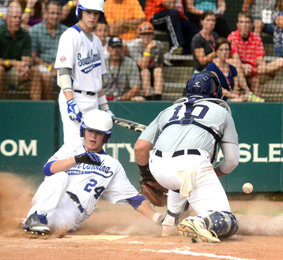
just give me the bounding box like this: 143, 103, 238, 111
113, 117, 147, 133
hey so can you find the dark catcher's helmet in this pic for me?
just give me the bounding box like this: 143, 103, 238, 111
185, 71, 223, 100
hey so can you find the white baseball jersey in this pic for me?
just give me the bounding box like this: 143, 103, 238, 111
55, 25, 106, 92
139, 97, 239, 220
140, 97, 238, 160
28, 145, 138, 231
55, 24, 107, 146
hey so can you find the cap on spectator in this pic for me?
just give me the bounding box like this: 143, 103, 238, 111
108, 37, 123, 47
138, 22, 154, 34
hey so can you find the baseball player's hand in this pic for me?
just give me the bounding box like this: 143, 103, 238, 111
67, 98, 82, 123
105, 109, 115, 118
75, 151, 102, 166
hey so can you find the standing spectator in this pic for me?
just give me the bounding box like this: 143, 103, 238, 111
29, 0, 67, 100
103, 37, 143, 101
59, 0, 79, 27
144, 0, 200, 55
54, 0, 114, 147
104, 0, 146, 42
206, 37, 264, 102
93, 20, 110, 60
0, 2, 41, 100
242, 0, 276, 36
191, 11, 218, 73
273, 0, 283, 57
184, 0, 231, 38
228, 12, 283, 98
126, 22, 164, 100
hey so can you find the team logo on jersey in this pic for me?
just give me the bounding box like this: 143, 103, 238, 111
77, 49, 101, 74
67, 159, 113, 178
60, 56, 66, 62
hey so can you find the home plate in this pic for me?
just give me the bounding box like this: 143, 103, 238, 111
70, 235, 129, 241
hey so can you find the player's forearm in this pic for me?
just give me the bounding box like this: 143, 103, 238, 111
134, 139, 153, 166
50, 158, 77, 174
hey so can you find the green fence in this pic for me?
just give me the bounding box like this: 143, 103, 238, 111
1, 101, 283, 192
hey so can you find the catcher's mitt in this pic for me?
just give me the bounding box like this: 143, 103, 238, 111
140, 177, 168, 207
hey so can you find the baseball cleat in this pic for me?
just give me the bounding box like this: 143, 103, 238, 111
177, 218, 220, 243
23, 211, 50, 235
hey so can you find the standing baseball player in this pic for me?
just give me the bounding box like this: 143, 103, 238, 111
134, 71, 239, 243
23, 109, 163, 235
55, 0, 114, 147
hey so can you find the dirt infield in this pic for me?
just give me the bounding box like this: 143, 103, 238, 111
1, 173, 283, 260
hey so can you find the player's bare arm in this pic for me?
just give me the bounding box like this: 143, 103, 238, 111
134, 139, 153, 166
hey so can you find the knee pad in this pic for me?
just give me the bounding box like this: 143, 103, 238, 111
201, 211, 239, 238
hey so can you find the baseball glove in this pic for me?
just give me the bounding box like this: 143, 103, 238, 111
140, 176, 168, 207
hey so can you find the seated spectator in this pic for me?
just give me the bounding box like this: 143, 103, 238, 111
94, 20, 110, 59
206, 37, 264, 102
59, 0, 78, 27
29, 0, 67, 100
20, 0, 44, 30
144, 0, 200, 55
191, 11, 218, 73
0, 0, 13, 25
242, 0, 276, 36
273, 0, 283, 57
184, 0, 231, 38
103, 37, 143, 101
94, 19, 128, 60
0, 2, 41, 100
104, 0, 146, 42
228, 12, 283, 98
126, 22, 164, 100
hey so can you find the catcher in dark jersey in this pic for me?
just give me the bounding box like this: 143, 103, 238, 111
134, 71, 239, 243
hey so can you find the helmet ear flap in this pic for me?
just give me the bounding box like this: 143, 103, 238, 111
80, 125, 84, 137
103, 133, 112, 143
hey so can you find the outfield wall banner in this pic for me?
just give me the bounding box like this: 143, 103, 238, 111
1, 101, 282, 192
0, 101, 56, 183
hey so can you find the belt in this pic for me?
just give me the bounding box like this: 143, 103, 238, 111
74, 90, 96, 96
155, 149, 200, 158
66, 191, 84, 213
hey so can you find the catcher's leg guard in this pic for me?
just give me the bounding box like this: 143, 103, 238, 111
201, 211, 239, 238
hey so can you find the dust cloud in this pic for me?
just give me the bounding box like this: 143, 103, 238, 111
1, 172, 283, 238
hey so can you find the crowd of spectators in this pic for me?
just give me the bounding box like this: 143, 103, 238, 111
0, 0, 282, 102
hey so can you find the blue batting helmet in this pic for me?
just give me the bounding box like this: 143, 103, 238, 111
185, 71, 223, 99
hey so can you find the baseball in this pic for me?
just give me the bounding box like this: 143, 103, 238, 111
242, 183, 253, 194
